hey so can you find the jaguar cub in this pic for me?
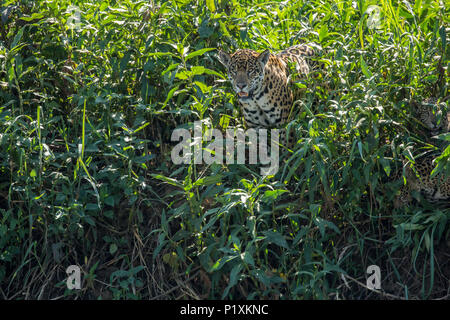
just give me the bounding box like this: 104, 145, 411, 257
394, 156, 450, 207
217, 44, 316, 146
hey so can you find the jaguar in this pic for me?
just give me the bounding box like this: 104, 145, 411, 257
413, 97, 449, 136
394, 156, 450, 208
217, 44, 317, 146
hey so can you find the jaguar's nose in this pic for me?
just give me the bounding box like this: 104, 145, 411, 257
236, 83, 246, 90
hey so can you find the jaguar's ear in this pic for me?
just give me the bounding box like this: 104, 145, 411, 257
217, 50, 231, 67
257, 49, 271, 67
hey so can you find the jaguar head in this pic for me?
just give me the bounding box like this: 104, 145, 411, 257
217, 49, 270, 101
415, 98, 448, 135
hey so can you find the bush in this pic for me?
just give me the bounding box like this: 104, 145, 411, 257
0, 0, 448, 299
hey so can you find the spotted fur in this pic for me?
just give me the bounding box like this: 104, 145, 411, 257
414, 98, 449, 136
217, 44, 316, 146
394, 156, 450, 207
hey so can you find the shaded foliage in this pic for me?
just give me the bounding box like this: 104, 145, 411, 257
0, 0, 449, 299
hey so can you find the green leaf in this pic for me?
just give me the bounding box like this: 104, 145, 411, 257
161, 63, 179, 76
206, 0, 216, 12
319, 24, 328, 42
161, 85, 180, 109
400, 223, 424, 231
175, 70, 190, 80
110, 243, 118, 255
424, 231, 430, 251
439, 26, 446, 54
185, 48, 215, 61
153, 233, 167, 261
357, 141, 365, 160
360, 55, 372, 78
263, 230, 289, 249
11, 26, 25, 50
263, 189, 288, 201
193, 174, 223, 187
335, 46, 343, 60
379, 156, 391, 176
18, 13, 45, 22
313, 217, 340, 237
119, 52, 131, 76
104, 196, 115, 207
84, 215, 96, 226
190, 66, 225, 78
242, 250, 255, 266
251, 269, 271, 287
210, 255, 237, 272
222, 264, 242, 298
86, 203, 99, 211
434, 133, 450, 141
147, 52, 173, 57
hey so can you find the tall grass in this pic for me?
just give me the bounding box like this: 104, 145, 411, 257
0, 0, 448, 299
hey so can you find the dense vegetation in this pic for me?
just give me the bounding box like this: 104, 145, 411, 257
0, 0, 449, 299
